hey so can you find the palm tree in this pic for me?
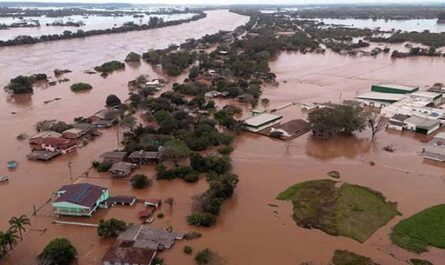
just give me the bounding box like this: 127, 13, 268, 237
0, 231, 7, 256
3, 229, 18, 251
9, 215, 31, 240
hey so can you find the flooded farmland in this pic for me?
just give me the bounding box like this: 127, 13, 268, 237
1, 8, 445, 265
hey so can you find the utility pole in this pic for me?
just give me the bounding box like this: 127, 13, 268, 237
67, 161, 73, 183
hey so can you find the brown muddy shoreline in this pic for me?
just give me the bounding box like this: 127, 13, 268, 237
1, 10, 445, 265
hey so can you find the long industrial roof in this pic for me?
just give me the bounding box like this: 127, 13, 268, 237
375, 84, 419, 91
356, 92, 406, 102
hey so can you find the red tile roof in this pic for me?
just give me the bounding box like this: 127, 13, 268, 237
41, 137, 76, 149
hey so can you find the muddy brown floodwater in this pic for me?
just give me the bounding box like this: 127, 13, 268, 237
1, 12, 445, 265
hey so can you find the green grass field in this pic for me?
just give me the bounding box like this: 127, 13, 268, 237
391, 204, 445, 253
278, 179, 400, 242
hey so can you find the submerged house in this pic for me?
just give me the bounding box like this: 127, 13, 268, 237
243, 113, 283, 133
52, 183, 109, 217
100, 151, 128, 164
422, 146, 445, 162
109, 162, 135, 178
40, 137, 77, 154
118, 224, 184, 250
270, 119, 310, 138
62, 128, 86, 140
103, 241, 157, 265
128, 151, 162, 165
29, 131, 62, 145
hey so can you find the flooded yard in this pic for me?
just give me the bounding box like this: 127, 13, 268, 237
1, 10, 445, 265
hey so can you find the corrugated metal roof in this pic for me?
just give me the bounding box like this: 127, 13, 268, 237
244, 113, 282, 127
55, 183, 107, 208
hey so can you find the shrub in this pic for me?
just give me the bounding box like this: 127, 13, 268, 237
70, 82, 92, 92
38, 238, 77, 265
195, 249, 213, 265
184, 231, 202, 240
183, 172, 199, 183
97, 219, 127, 238
186, 212, 216, 227
157, 213, 164, 219
130, 174, 152, 189
184, 245, 193, 255
94, 60, 125, 74
96, 161, 113, 172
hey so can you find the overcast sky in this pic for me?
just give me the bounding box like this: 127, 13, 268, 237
1, 0, 442, 5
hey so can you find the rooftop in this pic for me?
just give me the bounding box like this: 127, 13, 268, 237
100, 151, 128, 159
55, 183, 107, 208
373, 84, 419, 91
244, 113, 283, 127
273, 119, 310, 133
405, 116, 440, 129
103, 241, 156, 265
30, 131, 62, 139
129, 151, 160, 160
109, 162, 134, 174
118, 224, 184, 250
41, 137, 76, 147
410, 91, 442, 100
355, 92, 406, 102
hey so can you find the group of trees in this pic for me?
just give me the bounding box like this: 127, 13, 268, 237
143, 49, 198, 76
94, 60, 125, 76
186, 154, 239, 227
0, 215, 31, 259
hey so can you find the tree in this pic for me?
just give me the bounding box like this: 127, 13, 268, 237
106, 94, 121, 107
163, 139, 191, 166
367, 112, 386, 141
7, 75, 33, 94
38, 238, 77, 265
260, 98, 270, 110
308, 105, 366, 137
130, 174, 152, 189
195, 249, 214, 265
2, 229, 18, 251
97, 219, 127, 238
0, 231, 7, 257
9, 215, 31, 240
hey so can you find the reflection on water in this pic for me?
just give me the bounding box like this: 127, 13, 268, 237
305, 134, 372, 160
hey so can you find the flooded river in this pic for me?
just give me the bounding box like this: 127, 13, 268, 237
1, 10, 445, 265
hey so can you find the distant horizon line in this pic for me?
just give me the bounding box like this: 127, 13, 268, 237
1, 1, 445, 7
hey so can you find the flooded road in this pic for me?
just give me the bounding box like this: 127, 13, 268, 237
1, 12, 445, 265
